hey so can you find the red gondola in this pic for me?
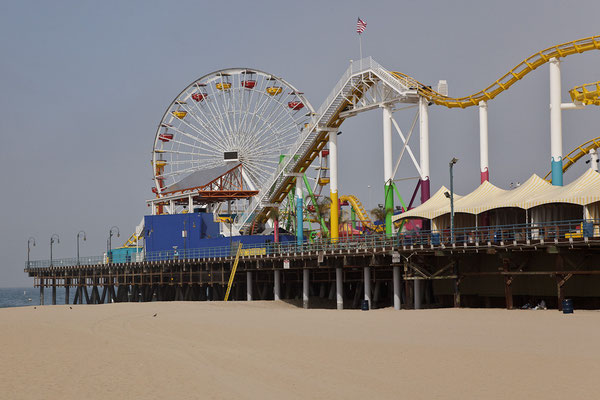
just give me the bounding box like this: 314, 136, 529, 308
307, 205, 315, 212
151, 187, 158, 194
321, 150, 329, 157
159, 133, 174, 142
288, 101, 304, 110
192, 93, 208, 102
241, 80, 256, 89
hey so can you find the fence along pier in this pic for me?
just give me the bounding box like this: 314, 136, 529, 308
26, 225, 600, 310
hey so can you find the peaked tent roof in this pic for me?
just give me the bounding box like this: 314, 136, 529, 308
523, 168, 600, 208
395, 169, 600, 222
392, 186, 462, 221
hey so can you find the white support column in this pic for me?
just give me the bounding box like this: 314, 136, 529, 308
274, 270, 281, 301
188, 195, 193, 212
169, 200, 175, 214
549, 57, 563, 186
336, 267, 343, 310
363, 266, 371, 309
419, 97, 431, 202
383, 106, 394, 235
590, 149, 599, 172
303, 268, 309, 309
393, 266, 401, 310
246, 271, 253, 301
479, 100, 489, 183
414, 280, 422, 309
329, 132, 339, 240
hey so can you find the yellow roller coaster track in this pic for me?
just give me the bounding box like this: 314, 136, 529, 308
570, 82, 600, 106
543, 137, 600, 180
339, 195, 384, 233
390, 36, 600, 109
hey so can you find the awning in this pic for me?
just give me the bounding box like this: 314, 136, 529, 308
395, 169, 600, 222
393, 186, 462, 221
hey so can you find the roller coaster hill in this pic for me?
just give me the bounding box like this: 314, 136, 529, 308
25, 36, 600, 310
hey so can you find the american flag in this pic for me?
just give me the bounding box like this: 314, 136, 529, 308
356, 17, 367, 34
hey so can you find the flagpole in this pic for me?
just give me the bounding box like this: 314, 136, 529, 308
359, 34, 363, 59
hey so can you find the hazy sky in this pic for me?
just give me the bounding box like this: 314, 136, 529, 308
2, 1, 600, 286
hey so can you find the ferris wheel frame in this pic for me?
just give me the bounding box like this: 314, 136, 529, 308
152, 68, 315, 200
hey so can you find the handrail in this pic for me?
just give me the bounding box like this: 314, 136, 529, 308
25, 219, 600, 269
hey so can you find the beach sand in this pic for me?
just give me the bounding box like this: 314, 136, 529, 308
0, 301, 598, 399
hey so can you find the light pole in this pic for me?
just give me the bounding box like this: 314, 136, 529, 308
108, 226, 120, 263
448, 158, 459, 243
27, 237, 36, 269
50, 234, 60, 267
367, 185, 372, 211
77, 230, 86, 265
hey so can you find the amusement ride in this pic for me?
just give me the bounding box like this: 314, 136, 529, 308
135, 35, 600, 248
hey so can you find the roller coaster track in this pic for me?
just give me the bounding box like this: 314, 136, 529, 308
234, 36, 600, 234
339, 195, 384, 233
390, 36, 600, 108
543, 137, 600, 180
570, 81, 600, 106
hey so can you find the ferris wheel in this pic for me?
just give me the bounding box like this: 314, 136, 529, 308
152, 68, 315, 196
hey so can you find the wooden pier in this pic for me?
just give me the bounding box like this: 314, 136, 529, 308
26, 236, 600, 310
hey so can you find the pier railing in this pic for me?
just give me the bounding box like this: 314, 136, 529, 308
25, 219, 599, 269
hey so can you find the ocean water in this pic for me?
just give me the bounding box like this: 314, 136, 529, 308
0, 287, 73, 308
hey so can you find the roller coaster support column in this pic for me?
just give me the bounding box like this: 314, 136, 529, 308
479, 101, 490, 183
296, 177, 304, 245
329, 131, 339, 241
590, 149, 599, 172
550, 57, 563, 186
419, 97, 431, 203
383, 106, 394, 236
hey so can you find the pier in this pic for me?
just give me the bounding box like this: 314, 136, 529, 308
26, 222, 600, 310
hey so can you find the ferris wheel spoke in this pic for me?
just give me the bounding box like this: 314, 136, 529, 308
166, 123, 225, 154
178, 100, 230, 150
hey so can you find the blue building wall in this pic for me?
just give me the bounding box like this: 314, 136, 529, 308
144, 213, 220, 252
144, 213, 295, 253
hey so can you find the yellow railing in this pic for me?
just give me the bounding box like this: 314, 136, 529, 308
224, 242, 243, 302
390, 36, 600, 108
544, 137, 600, 180
570, 81, 600, 106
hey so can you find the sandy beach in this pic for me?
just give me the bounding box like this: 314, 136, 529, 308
0, 302, 598, 400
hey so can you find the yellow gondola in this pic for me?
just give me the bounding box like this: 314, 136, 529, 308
216, 82, 231, 91
155, 160, 167, 167
266, 86, 283, 96
172, 111, 187, 119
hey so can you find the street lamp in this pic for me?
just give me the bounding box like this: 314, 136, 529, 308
27, 237, 36, 269
448, 157, 459, 243
76, 230, 86, 265
108, 226, 120, 263
50, 234, 60, 267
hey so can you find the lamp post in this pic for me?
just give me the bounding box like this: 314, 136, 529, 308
449, 158, 459, 244
50, 234, 60, 267
27, 237, 36, 269
108, 226, 120, 263
76, 230, 86, 265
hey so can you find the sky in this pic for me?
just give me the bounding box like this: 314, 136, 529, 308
1, 0, 600, 286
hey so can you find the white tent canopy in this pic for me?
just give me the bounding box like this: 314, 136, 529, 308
394, 169, 600, 222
